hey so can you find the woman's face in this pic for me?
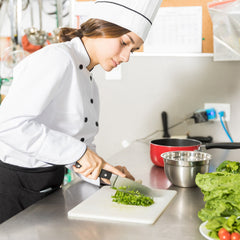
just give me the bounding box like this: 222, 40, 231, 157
85, 32, 143, 71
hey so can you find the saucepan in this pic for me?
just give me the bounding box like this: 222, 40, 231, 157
150, 138, 240, 167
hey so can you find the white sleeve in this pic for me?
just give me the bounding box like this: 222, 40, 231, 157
0, 47, 86, 165
87, 136, 97, 153
77, 174, 100, 186
66, 164, 100, 186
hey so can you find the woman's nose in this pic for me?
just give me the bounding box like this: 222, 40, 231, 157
120, 49, 131, 62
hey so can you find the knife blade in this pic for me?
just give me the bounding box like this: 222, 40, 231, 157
75, 162, 161, 198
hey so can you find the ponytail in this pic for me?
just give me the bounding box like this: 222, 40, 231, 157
59, 19, 129, 43
58, 28, 83, 42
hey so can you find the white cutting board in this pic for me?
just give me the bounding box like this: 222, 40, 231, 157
68, 186, 177, 224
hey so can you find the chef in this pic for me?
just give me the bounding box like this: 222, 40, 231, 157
0, 0, 162, 223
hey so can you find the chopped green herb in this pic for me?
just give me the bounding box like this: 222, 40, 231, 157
111, 186, 154, 206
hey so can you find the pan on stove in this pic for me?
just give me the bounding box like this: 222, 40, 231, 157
150, 138, 240, 167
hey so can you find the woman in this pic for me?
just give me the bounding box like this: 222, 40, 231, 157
0, 0, 162, 223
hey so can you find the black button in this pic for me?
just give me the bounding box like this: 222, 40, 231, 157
79, 64, 83, 70
80, 138, 85, 142
84, 117, 88, 123
90, 76, 93, 81
96, 122, 99, 127
90, 99, 94, 104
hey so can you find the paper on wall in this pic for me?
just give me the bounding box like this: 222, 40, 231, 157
144, 6, 202, 53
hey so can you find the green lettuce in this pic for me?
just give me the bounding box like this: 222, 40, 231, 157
216, 160, 240, 174
205, 215, 240, 238
196, 171, 240, 222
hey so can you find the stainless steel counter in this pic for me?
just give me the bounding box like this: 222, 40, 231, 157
0, 141, 239, 240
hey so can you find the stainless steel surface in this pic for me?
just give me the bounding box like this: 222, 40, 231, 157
162, 151, 210, 187
0, 142, 238, 240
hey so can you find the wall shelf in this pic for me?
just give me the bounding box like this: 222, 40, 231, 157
132, 52, 213, 57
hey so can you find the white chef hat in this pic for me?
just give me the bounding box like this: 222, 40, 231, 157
90, 0, 162, 41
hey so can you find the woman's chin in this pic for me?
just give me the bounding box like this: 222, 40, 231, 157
103, 65, 114, 72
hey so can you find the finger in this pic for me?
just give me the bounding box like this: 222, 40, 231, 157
86, 166, 102, 180
122, 166, 135, 181
114, 165, 124, 172
73, 165, 81, 173
103, 163, 126, 178
80, 168, 94, 178
114, 165, 135, 181
73, 165, 88, 174
100, 178, 110, 185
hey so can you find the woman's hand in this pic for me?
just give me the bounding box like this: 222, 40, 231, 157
100, 165, 135, 185
73, 148, 127, 180
114, 165, 135, 181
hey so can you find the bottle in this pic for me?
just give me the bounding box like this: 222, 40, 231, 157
0, 77, 12, 103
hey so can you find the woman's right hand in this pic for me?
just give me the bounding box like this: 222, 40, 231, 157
73, 148, 126, 180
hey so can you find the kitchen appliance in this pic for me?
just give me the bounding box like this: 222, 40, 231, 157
68, 186, 177, 224
161, 151, 211, 187
150, 138, 240, 167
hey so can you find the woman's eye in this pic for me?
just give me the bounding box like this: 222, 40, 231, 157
121, 41, 127, 46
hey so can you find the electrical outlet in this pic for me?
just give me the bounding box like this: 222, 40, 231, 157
204, 103, 230, 121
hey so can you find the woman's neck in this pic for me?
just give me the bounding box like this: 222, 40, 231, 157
81, 36, 98, 71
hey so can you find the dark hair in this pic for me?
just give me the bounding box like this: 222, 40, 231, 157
59, 19, 130, 42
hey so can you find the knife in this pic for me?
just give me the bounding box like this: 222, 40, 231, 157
75, 162, 161, 198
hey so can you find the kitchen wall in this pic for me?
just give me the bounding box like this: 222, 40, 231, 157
1, 1, 240, 161
92, 56, 240, 160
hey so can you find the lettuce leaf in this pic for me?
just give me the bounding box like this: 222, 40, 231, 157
206, 215, 240, 237
216, 160, 240, 173
196, 171, 240, 222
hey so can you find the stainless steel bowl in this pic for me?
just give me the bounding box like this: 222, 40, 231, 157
161, 151, 211, 187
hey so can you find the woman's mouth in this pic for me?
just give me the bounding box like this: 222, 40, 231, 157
112, 59, 118, 67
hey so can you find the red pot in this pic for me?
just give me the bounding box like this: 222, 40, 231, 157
150, 139, 200, 167
150, 138, 240, 167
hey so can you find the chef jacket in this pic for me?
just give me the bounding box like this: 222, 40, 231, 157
0, 38, 100, 175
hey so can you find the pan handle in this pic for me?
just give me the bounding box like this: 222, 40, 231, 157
205, 142, 240, 150
162, 111, 170, 138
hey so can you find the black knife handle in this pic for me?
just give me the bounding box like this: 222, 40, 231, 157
75, 162, 81, 168
99, 169, 112, 179
74, 162, 112, 179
